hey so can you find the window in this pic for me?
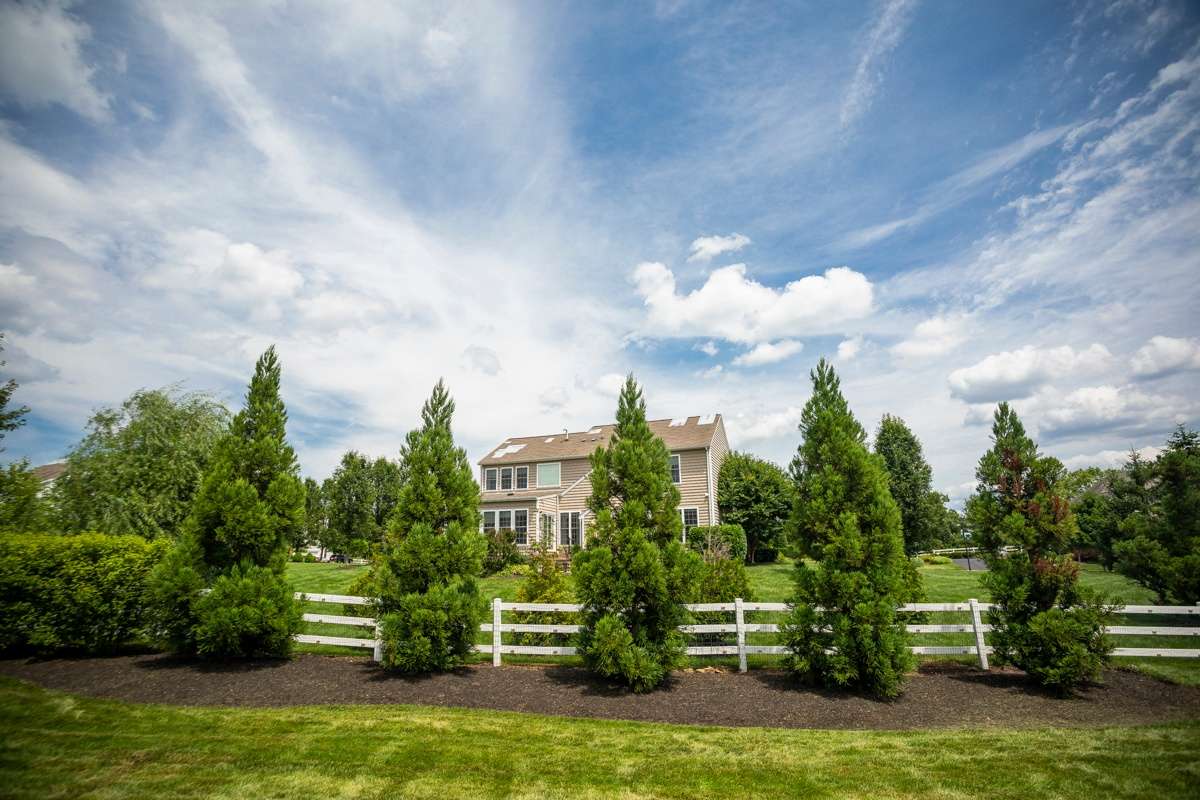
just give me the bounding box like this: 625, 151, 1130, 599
514, 509, 528, 545
670, 454, 681, 484
537, 462, 561, 488
679, 507, 699, 540
484, 468, 497, 491
540, 513, 554, 544
500, 467, 513, 490
482, 510, 496, 532
515, 466, 529, 490
498, 510, 512, 531
559, 511, 582, 548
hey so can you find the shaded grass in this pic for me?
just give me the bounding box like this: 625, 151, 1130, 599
1, 676, 1197, 800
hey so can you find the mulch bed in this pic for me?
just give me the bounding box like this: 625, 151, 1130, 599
2, 654, 1198, 730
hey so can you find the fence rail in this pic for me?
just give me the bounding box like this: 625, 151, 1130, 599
293, 592, 1200, 670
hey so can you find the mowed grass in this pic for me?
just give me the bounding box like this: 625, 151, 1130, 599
1, 677, 1197, 800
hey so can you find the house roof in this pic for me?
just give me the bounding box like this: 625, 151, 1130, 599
479, 414, 723, 466
31, 462, 67, 483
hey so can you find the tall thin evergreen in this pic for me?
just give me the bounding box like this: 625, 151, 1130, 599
783, 358, 914, 698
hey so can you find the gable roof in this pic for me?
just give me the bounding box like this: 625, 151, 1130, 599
479, 414, 723, 466
32, 462, 67, 483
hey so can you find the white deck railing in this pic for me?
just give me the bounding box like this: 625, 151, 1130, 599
293, 593, 1200, 670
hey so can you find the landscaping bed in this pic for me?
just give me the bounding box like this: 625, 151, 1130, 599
2, 654, 1197, 730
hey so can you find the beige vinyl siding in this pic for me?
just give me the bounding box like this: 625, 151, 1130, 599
674, 448, 714, 525
557, 458, 593, 512
708, 417, 731, 524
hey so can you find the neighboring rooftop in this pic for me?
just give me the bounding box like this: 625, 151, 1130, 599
31, 462, 67, 483
479, 415, 723, 465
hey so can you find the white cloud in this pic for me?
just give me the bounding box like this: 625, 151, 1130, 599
1032, 384, 1192, 440
462, 345, 501, 376
633, 262, 873, 344
837, 335, 863, 361
890, 314, 965, 360
0, 0, 111, 122
1061, 445, 1162, 471
839, 0, 918, 129
595, 373, 627, 397
728, 406, 803, 443
687, 233, 751, 263
947, 344, 1113, 403
695, 340, 719, 357
1130, 335, 1200, 379
695, 364, 723, 379
732, 339, 804, 367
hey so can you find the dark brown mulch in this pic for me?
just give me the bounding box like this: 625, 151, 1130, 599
2, 654, 1197, 730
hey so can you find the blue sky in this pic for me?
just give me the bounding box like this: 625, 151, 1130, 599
1, 0, 1198, 501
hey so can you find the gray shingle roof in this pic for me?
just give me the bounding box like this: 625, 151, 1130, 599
479, 415, 722, 466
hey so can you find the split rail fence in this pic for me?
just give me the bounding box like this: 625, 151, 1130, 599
293, 592, 1200, 670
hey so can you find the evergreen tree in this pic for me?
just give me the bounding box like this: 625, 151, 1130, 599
874, 414, 944, 555
146, 347, 304, 657
966, 403, 1112, 691
0, 333, 30, 450
372, 380, 485, 673
573, 376, 703, 692
782, 358, 914, 698
301, 477, 327, 553
1114, 426, 1200, 603
716, 451, 794, 563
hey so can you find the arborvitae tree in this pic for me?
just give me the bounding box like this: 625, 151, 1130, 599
966, 403, 1112, 692
716, 451, 794, 564
301, 477, 327, 553
0, 333, 30, 450
782, 358, 914, 698
52, 388, 229, 540
1114, 426, 1200, 603
874, 414, 945, 555
146, 347, 303, 657
372, 380, 485, 673
572, 376, 703, 692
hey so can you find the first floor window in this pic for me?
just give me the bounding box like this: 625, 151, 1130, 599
559, 511, 582, 548
498, 510, 512, 531
540, 513, 554, 544
679, 508, 699, 540
670, 454, 682, 484
482, 510, 496, 532
514, 509, 528, 545
484, 469, 497, 491
500, 467, 513, 490
515, 466, 529, 490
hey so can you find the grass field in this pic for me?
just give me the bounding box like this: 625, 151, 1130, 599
1, 676, 1196, 800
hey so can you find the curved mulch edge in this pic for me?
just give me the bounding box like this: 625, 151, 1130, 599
1, 654, 1198, 731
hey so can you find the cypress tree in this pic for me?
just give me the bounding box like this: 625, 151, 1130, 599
966, 402, 1112, 691
146, 346, 304, 657
782, 358, 914, 698
573, 376, 703, 692
372, 380, 485, 672
874, 414, 943, 555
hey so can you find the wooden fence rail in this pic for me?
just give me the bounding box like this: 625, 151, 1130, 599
293, 593, 1200, 670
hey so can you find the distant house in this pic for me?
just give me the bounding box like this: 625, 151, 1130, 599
31, 462, 67, 497
478, 414, 730, 550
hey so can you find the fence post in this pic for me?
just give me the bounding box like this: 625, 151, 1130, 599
735, 597, 747, 673
373, 620, 383, 663
492, 597, 503, 667
969, 598, 988, 670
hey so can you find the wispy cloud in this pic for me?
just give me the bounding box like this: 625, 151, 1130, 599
840, 0, 919, 130
687, 233, 751, 263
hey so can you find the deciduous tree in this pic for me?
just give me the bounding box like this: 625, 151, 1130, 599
716, 452, 793, 563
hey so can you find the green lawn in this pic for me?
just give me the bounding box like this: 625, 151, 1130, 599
1, 677, 1196, 800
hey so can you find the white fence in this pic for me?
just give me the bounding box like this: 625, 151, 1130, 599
294, 592, 1200, 670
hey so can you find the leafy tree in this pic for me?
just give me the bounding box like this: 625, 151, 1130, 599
301, 477, 326, 553
325, 451, 377, 557
572, 375, 703, 692
716, 452, 793, 563
1114, 426, 1200, 603
145, 347, 304, 657
0, 333, 30, 450
373, 380, 485, 673
52, 388, 229, 540
370, 457, 402, 532
782, 358, 914, 698
966, 403, 1112, 692
513, 542, 575, 646
873, 414, 945, 555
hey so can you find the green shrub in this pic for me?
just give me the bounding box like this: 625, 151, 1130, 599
482, 528, 522, 576
378, 580, 482, 672
192, 563, 302, 658
0, 533, 168, 654
143, 534, 205, 652
752, 546, 779, 564
920, 554, 952, 565
514, 544, 574, 646
686, 524, 747, 564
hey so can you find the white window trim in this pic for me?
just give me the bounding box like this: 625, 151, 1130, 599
514, 509, 528, 545
484, 468, 498, 492
559, 510, 584, 548
482, 510, 496, 532
679, 507, 699, 543
500, 467, 514, 491
669, 453, 682, 485
536, 461, 562, 488
515, 465, 529, 490
498, 509, 512, 530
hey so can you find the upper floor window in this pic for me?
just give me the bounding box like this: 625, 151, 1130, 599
484, 468, 497, 491
500, 467, 513, 490
515, 466, 529, 490
537, 462, 561, 488
670, 454, 681, 484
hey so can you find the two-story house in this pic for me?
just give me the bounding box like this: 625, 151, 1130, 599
478, 414, 730, 550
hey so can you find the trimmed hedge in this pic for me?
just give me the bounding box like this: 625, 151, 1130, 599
686, 524, 748, 564
0, 533, 168, 654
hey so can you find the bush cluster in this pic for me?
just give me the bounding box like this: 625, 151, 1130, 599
0, 533, 168, 654
686, 524, 747, 564
482, 528, 523, 576
513, 543, 575, 646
